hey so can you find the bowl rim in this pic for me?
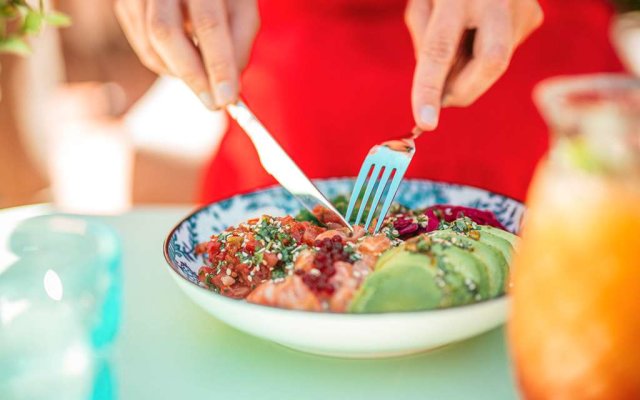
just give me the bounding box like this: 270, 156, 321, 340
163, 177, 523, 317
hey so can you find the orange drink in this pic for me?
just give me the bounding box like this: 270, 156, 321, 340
509, 75, 640, 399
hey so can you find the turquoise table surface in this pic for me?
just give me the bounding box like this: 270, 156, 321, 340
2, 206, 520, 400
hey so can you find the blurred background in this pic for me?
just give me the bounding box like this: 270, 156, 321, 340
1, 1, 640, 213
0, 0, 226, 213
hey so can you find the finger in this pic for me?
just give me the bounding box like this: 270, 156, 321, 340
444, 6, 513, 107
115, 0, 169, 74
412, 1, 466, 130
442, 29, 475, 105
404, 0, 432, 57
146, 0, 214, 108
227, 0, 260, 70
514, 0, 544, 45
189, 0, 239, 108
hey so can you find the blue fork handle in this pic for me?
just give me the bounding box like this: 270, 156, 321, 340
411, 126, 424, 139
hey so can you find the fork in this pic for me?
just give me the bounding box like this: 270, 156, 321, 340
345, 127, 422, 233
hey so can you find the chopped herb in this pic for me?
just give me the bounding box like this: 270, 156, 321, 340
252, 252, 264, 267
455, 219, 467, 232
295, 209, 322, 225
331, 195, 350, 215
271, 267, 287, 280
343, 244, 362, 262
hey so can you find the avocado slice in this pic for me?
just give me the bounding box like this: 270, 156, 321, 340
431, 253, 477, 307
375, 245, 404, 271
349, 252, 443, 313
377, 244, 478, 308
477, 231, 514, 264
445, 217, 515, 265
430, 230, 508, 297
429, 242, 490, 301
480, 225, 520, 248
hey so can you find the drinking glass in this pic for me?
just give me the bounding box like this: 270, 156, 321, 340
509, 75, 640, 399
0, 215, 122, 399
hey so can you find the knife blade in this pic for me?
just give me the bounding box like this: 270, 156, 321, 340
226, 100, 352, 230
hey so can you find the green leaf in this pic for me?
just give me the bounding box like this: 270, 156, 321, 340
0, 35, 30, 55
21, 9, 42, 34
43, 11, 71, 27
0, 4, 18, 18
11, 0, 30, 8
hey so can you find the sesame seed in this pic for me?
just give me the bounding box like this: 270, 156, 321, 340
226, 268, 232, 276
221, 276, 235, 286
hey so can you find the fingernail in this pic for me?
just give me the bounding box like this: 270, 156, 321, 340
419, 105, 438, 128
214, 81, 234, 107
199, 92, 215, 109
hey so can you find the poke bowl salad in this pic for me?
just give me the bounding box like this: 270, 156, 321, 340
192, 195, 519, 314
164, 179, 524, 357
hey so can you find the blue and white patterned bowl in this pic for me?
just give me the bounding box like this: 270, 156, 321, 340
164, 178, 525, 358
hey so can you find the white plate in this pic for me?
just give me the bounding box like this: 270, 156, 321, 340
164, 178, 524, 358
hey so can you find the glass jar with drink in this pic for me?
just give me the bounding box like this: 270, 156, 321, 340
509, 74, 640, 399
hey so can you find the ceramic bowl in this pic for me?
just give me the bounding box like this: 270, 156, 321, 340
164, 178, 524, 358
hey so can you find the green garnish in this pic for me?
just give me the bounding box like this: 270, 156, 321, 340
271, 267, 286, 280
344, 244, 361, 262
450, 217, 479, 234
455, 219, 467, 232
295, 209, 321, 225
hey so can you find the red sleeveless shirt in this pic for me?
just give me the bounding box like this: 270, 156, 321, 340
201, 0, 622, 203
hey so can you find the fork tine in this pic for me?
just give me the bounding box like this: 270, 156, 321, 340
345, 160, 373, 222
354, 164, 382, 225
373, 165, 408, 233
364, 167, 394, 230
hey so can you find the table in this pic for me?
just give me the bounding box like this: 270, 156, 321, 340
1, 206, 520, 400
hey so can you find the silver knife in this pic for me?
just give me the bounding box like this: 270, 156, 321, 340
226, 100, 352, 230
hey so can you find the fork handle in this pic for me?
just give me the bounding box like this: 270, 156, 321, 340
411, 126, 424, 139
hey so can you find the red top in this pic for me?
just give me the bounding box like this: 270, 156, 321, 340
201, 0, 622, 203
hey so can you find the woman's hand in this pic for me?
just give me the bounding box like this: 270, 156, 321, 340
115, 0, 259, 109
406, 0, 543, 130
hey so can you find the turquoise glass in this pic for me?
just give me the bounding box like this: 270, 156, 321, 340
0, 215, 122, 399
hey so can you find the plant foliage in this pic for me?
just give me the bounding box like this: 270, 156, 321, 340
0, 0, 70, 55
